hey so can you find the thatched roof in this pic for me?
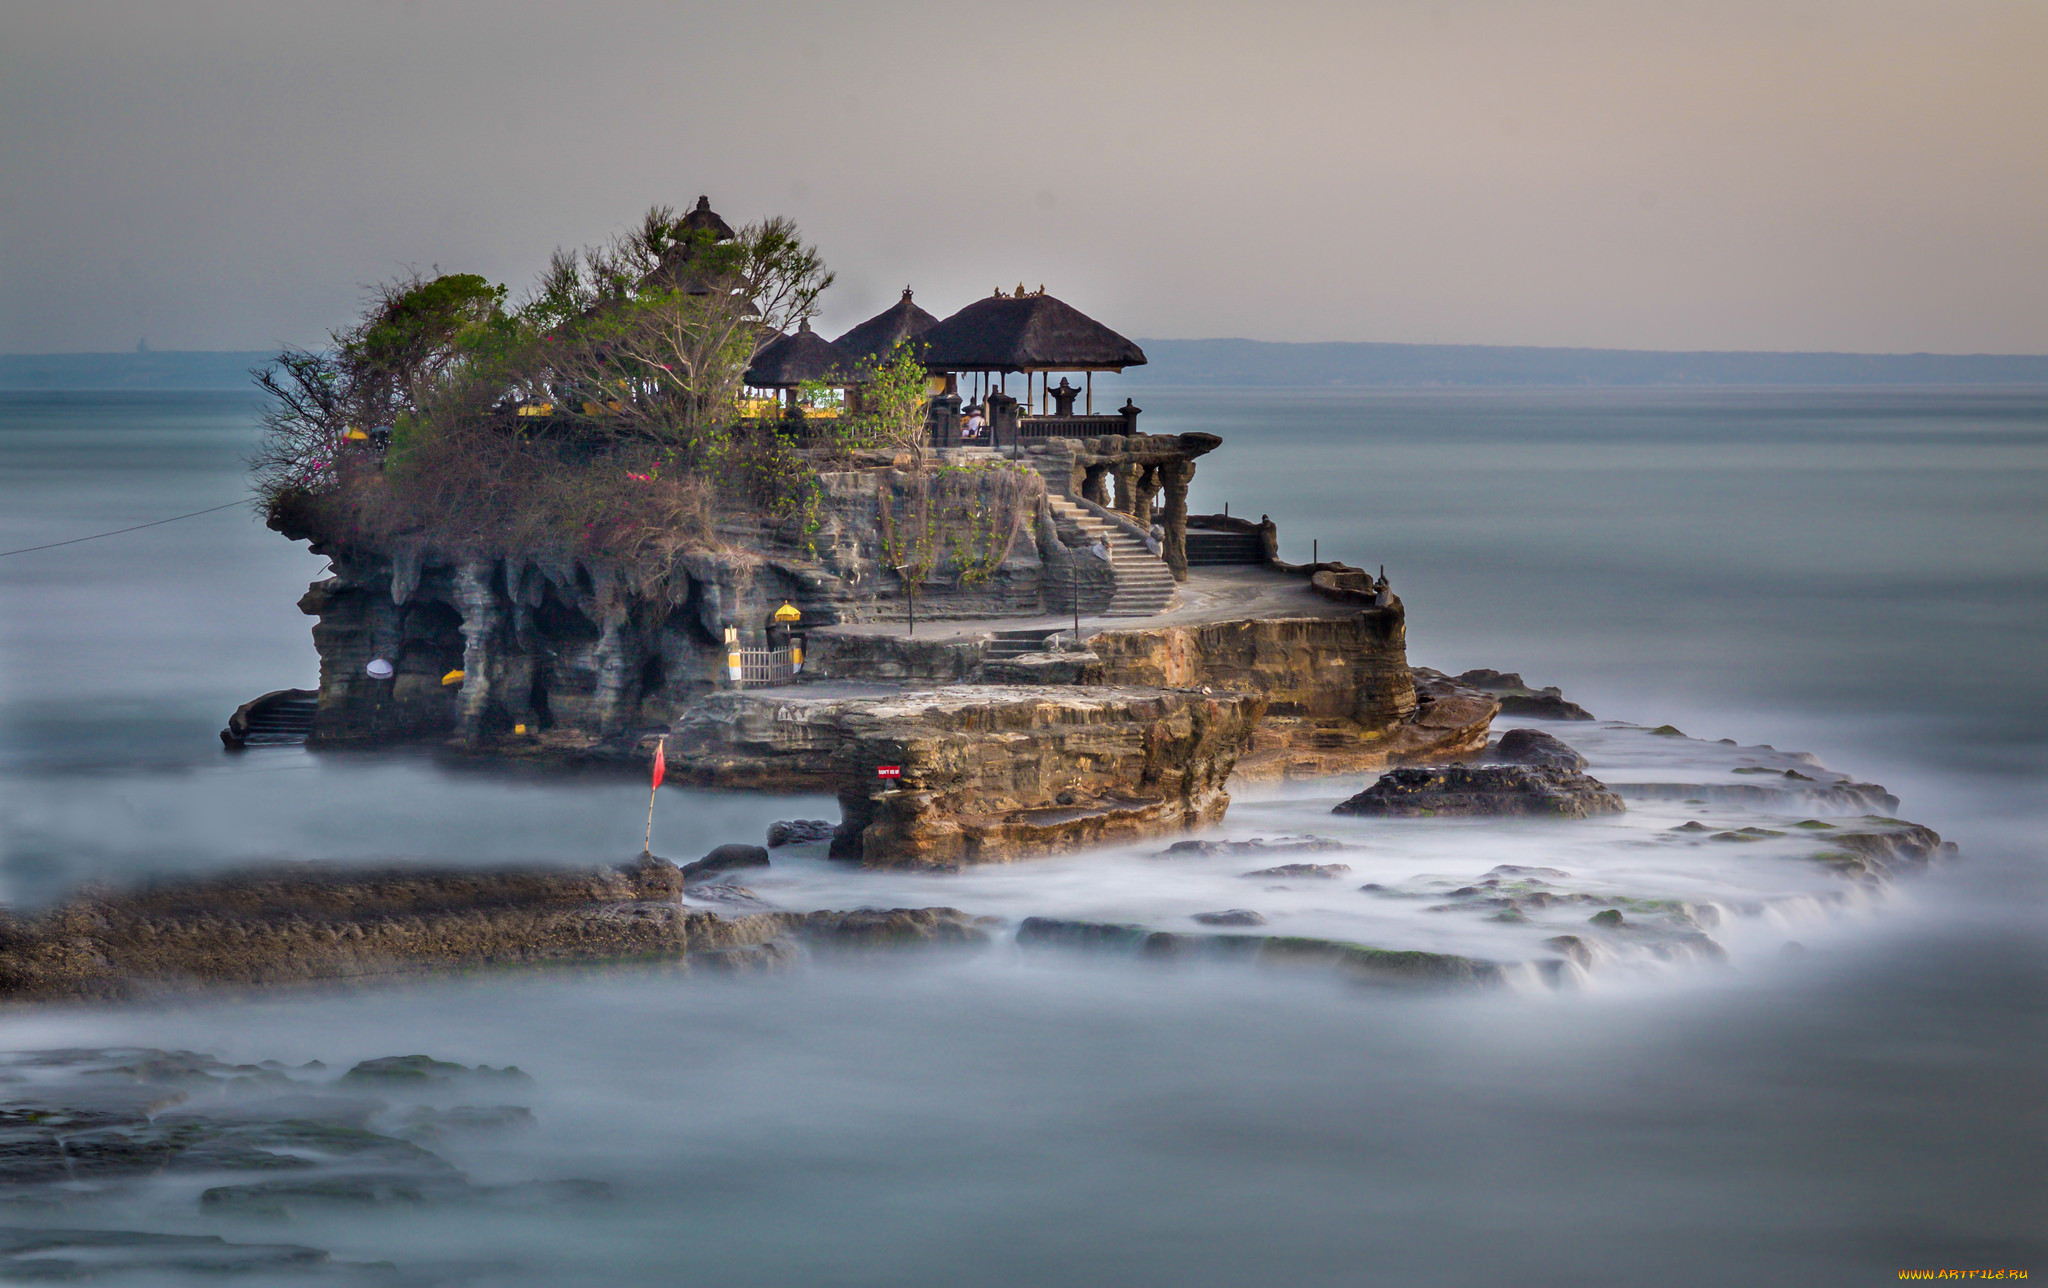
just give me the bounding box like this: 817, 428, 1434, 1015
677, 195, 735, 241
917, 290, 1148, 372
744, 319, 848, 388
638, 197, 736, 295
833, 288, 939, 371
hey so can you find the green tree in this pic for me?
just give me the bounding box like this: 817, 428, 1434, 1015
251, 272, 508, 509
519, 211, 834, 442
850, 341, 934, 467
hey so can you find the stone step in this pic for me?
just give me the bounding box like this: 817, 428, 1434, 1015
985, 628, 1061, 658
1037, 466, 1176, 618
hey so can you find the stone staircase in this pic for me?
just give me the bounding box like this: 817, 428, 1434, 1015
1185, 528, 1266, 566
986, 627, 1062, 659
1017, 452, 1177, 618
221, 689, 318, 748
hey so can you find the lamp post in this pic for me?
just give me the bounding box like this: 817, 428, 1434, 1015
893, 563, 916, 637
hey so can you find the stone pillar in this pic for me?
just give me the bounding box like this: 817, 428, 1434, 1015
1042, 449, 1080, 497
1082, 464, 1112, 507
452, 560, 504, 745
591, 610, 644, 736
1159, 460, 1194, 582
1133, 465, 1159, 528
1111, 462, 1141, 515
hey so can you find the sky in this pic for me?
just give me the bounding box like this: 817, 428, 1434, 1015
3, 0, 2044, 355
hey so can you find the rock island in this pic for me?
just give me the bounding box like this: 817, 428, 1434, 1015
246, 197, 1495, 865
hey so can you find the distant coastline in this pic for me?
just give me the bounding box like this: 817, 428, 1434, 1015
1121, 338, 2048, 389
6, 342, 2048, 392
0, 351, 271, 392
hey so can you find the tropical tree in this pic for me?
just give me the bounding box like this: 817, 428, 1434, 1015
251, 272, 507, 504
851, 341, 934, 467
517, 211, 833, 443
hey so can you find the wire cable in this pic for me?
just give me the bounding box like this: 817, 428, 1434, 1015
0, 500, 249, 559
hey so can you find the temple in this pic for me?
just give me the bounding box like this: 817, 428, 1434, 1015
260, 196, 1476, 868
742, 264, 1220, 587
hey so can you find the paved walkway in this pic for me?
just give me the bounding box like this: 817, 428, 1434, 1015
818, 566, 1359, 642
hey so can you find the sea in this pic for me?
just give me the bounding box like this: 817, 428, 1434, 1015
1, 386, 2043, 1285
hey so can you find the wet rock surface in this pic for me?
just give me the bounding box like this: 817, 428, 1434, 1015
0, 863, 995, 1003
682, 844, 771, 881
1443, 669, 1596, 720
1334, 765, 1626, 819
0, 1229, 335, 1280
0, 1046, 602, 1282
1191, 909, 1267, 926
1240, 863, 1353, 879
1152, 836, 1344, 859
1486, 728, 1589, 772
1086, 612, 1478, 780
1014, 920, 1506, 986
797, 907, 990, 949
766, 819, 835, 847
667, 684, 1266, 868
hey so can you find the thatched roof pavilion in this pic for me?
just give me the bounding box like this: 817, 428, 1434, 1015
743, 319, 848, 389
833, 288, 939, 372
641, 196, 737, 296
918, 290, 1147, 375
677, 194, 735, 241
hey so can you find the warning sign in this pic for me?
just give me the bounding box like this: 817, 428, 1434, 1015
876, 765, 902, 779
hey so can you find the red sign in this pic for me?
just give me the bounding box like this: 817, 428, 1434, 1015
876, 765, 902, 779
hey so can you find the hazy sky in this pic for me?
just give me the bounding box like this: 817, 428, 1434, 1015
4, 0, 2044, 354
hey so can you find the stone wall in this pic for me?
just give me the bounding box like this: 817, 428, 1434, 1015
798, 631, 988, 684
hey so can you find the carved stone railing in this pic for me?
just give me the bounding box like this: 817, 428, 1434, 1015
1017, 415, 1129, 440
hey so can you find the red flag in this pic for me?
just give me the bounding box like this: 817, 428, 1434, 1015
650, 739, 667, 789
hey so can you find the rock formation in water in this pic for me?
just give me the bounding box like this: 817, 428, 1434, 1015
1333, 764, 1627, 819
666, 684, 1266, 866
0, 861, 989, 1003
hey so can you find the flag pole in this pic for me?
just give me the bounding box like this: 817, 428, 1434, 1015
644, 736, 666, 855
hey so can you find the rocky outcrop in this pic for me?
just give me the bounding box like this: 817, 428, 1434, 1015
1087, 610, 1491, 778
1436, 668, 1595, 720
1486, 727, 1589, 771
978, 650, 1104, 685
1333, 765, 1626, 819
0, 1043, 625, 1280
766, 819, 835, 846
0, 862, 1009, 1003
1798, 818, 1955, 881
843, 688, 1261, 867
662, 685, 1263, 867
1613, 778, 1901, 812
1013, 919, 1507, 986
1153, 836, 1344, 858
279, 462, 1058, 748
682, 844, 770, 881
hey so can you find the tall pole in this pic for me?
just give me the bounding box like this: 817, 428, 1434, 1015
643, 736, 666, 855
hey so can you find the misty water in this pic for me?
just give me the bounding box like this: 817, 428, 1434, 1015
2, 388, 2044, 1283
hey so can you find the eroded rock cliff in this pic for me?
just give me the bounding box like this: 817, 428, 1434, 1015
284, 463, 1056, 746
663, 685, 1265, 867
1087, 609, 1493, 777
